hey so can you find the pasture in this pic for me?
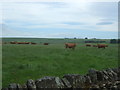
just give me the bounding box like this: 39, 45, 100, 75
2, 38, 118, 87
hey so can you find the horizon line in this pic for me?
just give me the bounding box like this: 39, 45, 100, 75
0, 36, 118, 39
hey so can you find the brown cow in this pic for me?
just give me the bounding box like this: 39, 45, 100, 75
97, 44, 108, 49
10, 41, 17, 44
24, 42, 30, 44
17, 42, 24, 44
86, 44, 91, 47
17, 42, 30, 44
65, 43, 76, 49
17, 42, 23, 44
44, 43, 49, 45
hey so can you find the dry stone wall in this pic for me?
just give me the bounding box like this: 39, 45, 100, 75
2, 67, 120, 90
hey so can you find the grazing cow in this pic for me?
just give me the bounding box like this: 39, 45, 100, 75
10, 41, 17, 44
16, 42, 23, 44
97, 44, 108, 49
65, 43, 76, 49
24, 42, 30, 44
44, 43, 49, 45
86, 44, 91, 47
17, 42, 24, 44
93, 45, 98, 47
17, 42, 30, 44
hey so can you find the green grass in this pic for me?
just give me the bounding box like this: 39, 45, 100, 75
2, 38, 118, 87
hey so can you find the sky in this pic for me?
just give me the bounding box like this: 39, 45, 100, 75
0, 0, 119, 39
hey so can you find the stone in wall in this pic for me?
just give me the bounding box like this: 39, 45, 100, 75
63, 74, 85, 88
8, 83, 22, 90
88, 68, 98, 84
26, 79, 36, 90
61, 78, 71, 88
1, 88, 8, 90
22, 84, 28, 90
8, 83, 17, 90
17, 84, 23, 90
35, 76, 65, 89
84, 75, 92, 88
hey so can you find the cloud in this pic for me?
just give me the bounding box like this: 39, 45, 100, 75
96, 22, 114, 25
1, 1, 118, 38
96, 22, 118, 32
63, 22, 85, 25
2, 2, 99, 28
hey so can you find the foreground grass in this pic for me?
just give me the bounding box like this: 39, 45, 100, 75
2, 43, 118, 87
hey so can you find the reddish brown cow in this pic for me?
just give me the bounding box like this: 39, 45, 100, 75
86, 44, 91, 47
17, 42, 24, 44
17, 42, 23, 44
17, 42, 30, 44
65, 43, 76, 49
97, 44, 108, 49
10, 41, 17, 44
44, 43, 49, 45
24, 42, 30, 44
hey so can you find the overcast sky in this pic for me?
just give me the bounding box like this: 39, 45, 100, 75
1, 0, 119, 39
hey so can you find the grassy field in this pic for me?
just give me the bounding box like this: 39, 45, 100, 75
2, 38, 118, 87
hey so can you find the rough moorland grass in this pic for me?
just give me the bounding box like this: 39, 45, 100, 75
2, 42, 118, 87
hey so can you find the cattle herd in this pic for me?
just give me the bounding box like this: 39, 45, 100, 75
65, 43, 108, 49
4, 41, 49, 45
2, 41, 108, 49
86, 44, 108, 48
9, 41, 37, 45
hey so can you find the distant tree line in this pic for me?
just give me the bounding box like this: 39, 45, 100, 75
85, 41, 106, 43
85, 39, 120, 44
110, 39, 120, 43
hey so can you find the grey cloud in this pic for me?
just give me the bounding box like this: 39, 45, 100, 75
96, 22, 114, 25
